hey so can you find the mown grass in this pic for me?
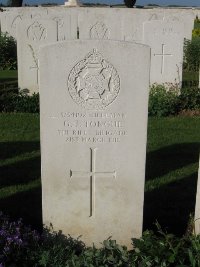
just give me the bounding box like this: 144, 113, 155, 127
0, 70, 18, 91
0, 113, 42, 230
0, 114, 199, 236
0, 70, 17, 79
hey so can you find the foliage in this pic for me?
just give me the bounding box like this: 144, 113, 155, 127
148, 84, 180, 117
192, 28, 200, 38
0, 87, 39, 113
2, 213, 200, 266
0, 33, 17, 70
124, 0, 136, 8
184, 38, 200, 71
0, 211, 40, 266
148, 84, 200, 117
179, 87, 200, 111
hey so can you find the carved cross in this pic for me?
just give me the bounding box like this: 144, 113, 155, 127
30, 59, 39, 85
70, 147, 116, 217
154, 44, 172, 74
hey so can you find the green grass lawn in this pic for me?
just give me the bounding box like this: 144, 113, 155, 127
0, 114, 199, 236
0, 70, 18, 90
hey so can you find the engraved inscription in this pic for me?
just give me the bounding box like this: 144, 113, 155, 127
28, 45, 39, 84
11, 15, 22, 29
54, 111, 126, 143
154, 44, 172, 74
153, 27, 179, 36
70, 147, 116, 217
90, 22, 110, 39
149, 14, 159, 21
68, 49, 120, 110
53, 17, 65, 41
27, 21, 47, 41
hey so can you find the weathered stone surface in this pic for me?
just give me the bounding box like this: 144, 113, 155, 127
17, 19, 57, 94
122, 9, 165, 43
39, 40, 150, 248
78, 8, 123, 40
144, 20, 184, 86
163, 9, 196, 40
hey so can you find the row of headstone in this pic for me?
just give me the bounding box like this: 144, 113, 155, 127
1, 6, 200, 248
1, 7, 197, 40
1, 7, 195, 94
39, 35, 200, 248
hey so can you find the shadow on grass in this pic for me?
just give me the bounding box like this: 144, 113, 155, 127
0, 141, 40, 160
0, 156, 40, 186
143, 172, 198, 236
0, 141, 40, 187
145, 142, 200, 181
0, 187, 42, 231
0, 141, 42, 229
144, 142, 200, 235
0, 141, 199, 234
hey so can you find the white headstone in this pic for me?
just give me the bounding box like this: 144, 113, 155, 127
195, 157, 200, 234
0, 7, 49, 38
48, 7, 78, 40
122, 9, 165, 43
39, 40, 150, 248
17, 19, 57, 94
144, 20, 184, 86
164, 9, 195, 40
78, 8, 123, 40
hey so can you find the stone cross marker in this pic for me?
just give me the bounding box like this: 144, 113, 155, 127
154, 44, 172, 74
195, 156, 200, 234
70, 147, 116, 217
39, 40, 150, 248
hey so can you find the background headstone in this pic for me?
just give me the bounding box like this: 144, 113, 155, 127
78, 8, 123, 40
39, 39, 150, 248
144, 20, 184, 86
163, 9, 195, 40
17, 19, 57, 94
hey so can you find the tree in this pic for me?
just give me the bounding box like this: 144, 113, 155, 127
7, 0, 23, 7
124, 0, 136, 8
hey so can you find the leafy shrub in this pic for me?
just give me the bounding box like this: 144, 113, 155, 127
148, 84, 180, 117
149, 84, 200, 117
179, 87, 200, 111
2, 212, 200, 266
192, 28, 200, 38
32, 226, 86, 267
184, 38, 200, 71
0, 211, 40, 267
0, 89, 39, 113
0, 33, 17, 70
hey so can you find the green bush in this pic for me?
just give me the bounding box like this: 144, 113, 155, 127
0, 33, 17, 70
148, 84, 180, 117
148, 84, 200, 117
184, 38, 200, 71
179, 87, 200, 111
2, 213, 200, 267
0, 89, 39, 113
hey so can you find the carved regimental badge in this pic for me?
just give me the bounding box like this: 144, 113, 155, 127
68, 49, 120, 110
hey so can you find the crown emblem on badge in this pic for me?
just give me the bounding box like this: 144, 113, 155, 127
68, 49, 120, 110
85, 49, 103, 65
